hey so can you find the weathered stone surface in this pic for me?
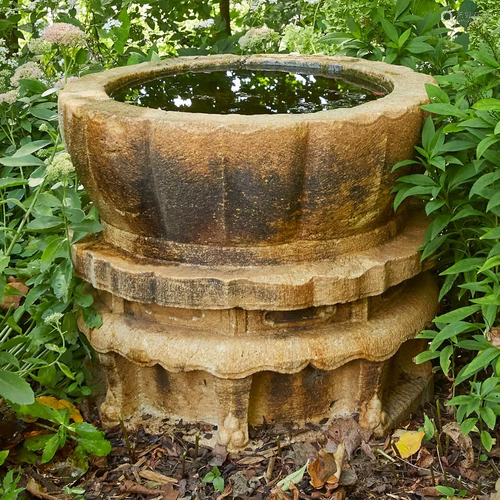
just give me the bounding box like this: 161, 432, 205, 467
73, 214, 432, 310
61, 55, 439, 451
80, 273, 437, 450
60, 54, 435, 267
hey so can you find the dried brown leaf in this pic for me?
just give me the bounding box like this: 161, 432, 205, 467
487, 327, 500, 348
139, 470, 178, 484
442, 422, 474, 469
307, 444, 345, 489
326, 418, 371, 459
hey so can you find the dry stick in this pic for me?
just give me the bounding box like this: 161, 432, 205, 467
265, 457, 276, 483
181, 451, 187, 477
194, 432, 199, 460
435, 399, 443, 433
276, 436, 282, 458
429, 464, 436, 486
119, 415, 136, 462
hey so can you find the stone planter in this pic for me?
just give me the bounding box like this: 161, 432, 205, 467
60, 54, 438, 451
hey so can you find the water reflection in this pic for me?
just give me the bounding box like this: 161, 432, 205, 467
112, 69, 381, 115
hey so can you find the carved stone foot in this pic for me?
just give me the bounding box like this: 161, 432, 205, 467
215, 377, 252, 452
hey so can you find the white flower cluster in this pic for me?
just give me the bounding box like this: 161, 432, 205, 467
0, 39, 9, 67
194, 18, 215, 29
102, 19, 122, 32
29, 37, 52, 55
26, 1, 38, 11
42, 22, 86, 46
10, 61, 44, 87
44, 312, 63, 325
303, 0, 321, 4
238, 26, 277, 51
0, 89, 19, 105
46, 152, 75, 181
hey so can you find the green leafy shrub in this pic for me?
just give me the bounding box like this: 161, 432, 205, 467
393, 43, 500, 452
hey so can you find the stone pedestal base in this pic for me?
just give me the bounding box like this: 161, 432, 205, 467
80, 273, 437, 451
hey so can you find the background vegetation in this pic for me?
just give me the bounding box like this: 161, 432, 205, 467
0, 0, 499, 490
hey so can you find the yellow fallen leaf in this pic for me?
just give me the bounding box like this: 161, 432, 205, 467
394, 430, 425, 459
37, 396, 83, 423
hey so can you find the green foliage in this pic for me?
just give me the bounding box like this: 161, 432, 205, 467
13, 399, 111, 464
202, 466, 225, 493
0, 469, 24, 500
436, 485, 468, 500
394, 42, 500, 452
319, 0, 465, 73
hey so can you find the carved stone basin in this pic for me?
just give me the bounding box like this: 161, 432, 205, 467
60, 55, 438, 452
60, 54, 434, 267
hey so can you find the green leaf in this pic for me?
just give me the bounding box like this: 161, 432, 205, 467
24, 434, 57, 451
456, 348, 500, 384
0, 370, 34, 405
29, 107, 58, 121
440, 258, 485, 275
0, 352, 20, 368
57, 362, 75, 380
421, 233, 448, 261
398, 174, 436, 186
13, 140, 51, 158
440, 345, 453, 376
27, 216, 64, 231
380, 18, 399, 44
480, 407, 496, 430
460, 417, 477, 435
425, 199, 445, 216
203, 472, 215, 483
487, 191, 500, 212
394, 185, 433, 210
477, 136, 500, 159
480, 430, 493, 452
213, 476, 224, 493
277, 461, 309, 492
0, 155, 45, 167
430, 321, 476, 351
436, 486, 456, 496
0, 450, 9, 466
425, 83, 449, 104
414, 350, 440, 364
423, 414, 434, 440
433, 305, 481, 324
41, 434, 60, 464
77, 437, 112, 456
72, 422, 105, 439
420, 103, 467, 117
40, 237, 63, 272
473, 98, 500, 111
0, 178, 29, 189
481, 227, 500, 240
470, 171, 500, 198
394, 0, 411, 19
478, 255, 500, 273
16, 400, 65, 424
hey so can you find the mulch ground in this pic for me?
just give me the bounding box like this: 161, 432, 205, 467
1, 373, 499, 500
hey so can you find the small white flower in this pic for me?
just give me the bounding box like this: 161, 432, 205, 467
44, 312, 63, 325
42, 22, 86, 46
194, 18, 215, 29
26, 1, 38, 11
0, 89, 19, 105
303, 0, 321, 3
102, 19, 122, 32
46, 152, 75, 181
10, 61, 44, 87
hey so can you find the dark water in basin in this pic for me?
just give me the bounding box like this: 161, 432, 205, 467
111, 69, 384, 115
